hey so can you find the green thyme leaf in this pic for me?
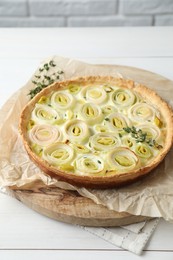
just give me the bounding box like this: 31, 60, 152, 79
49, 60, 56, 67
44, 75, 51, 80
123, 126, 162, 150
28, 60, 64, 99
35, 75, 41, 79
123, 127, 131, 133
58, 70, 64, 74
44, 63, 49, 71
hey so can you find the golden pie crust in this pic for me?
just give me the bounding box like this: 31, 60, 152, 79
19, 76, 173, 188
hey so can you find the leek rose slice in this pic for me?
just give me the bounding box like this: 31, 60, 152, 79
51, 91, 75, 110
38, 96, 49, 104
102, 105, 117, 115
80, 103, 103, 125
136, 124, 161, 140
135, 143, 152, 159
106, 112, 131, 132
107, 147, 139, 171
27, 119, 35, 130
64, 119, 90, 144
43, 143, 74, 166
32, 104, 61, 124
89, 133, 120, 151
103, 85, 117, 93
68, 84, 81, 94
154, 116, 163, 128
94, 125, 109, 133
112, 89, 136, 107
29, 124, 63, 146
75, 154, 104, 174
73, 144, 90, 154
122, 136, 136, 148
85, 87, 107, 104
31, 143, 43, 157
129, 102, 157, 122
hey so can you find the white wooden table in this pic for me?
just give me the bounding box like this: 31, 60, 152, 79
0, 27, 173, 260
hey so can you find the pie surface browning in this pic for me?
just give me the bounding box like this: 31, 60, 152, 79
19, 76, 173, 188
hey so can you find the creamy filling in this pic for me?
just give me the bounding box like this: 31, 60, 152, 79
27, 83, 166, 175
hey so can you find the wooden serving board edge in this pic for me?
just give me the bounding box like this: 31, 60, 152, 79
10, 185, 150, 227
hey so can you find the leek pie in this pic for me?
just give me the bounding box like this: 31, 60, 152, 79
19, 76, 173, 188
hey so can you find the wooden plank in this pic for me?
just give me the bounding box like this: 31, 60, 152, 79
0, 250, 173, 260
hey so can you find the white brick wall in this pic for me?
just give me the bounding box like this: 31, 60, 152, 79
121, 0, 173, 14
0, 0, 172, 27
29, 0, 117, 16
155, 15, 173, 26
0, 0, 27, 16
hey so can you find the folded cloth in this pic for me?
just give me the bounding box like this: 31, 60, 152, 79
82, 218, 159, 255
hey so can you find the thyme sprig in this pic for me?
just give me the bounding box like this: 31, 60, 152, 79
28, 60, 64, 99
123, 126, 163, 149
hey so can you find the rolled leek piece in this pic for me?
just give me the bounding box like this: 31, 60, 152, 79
84, 87, 107, 104
112, 89, 136, 108
75, 154, 104, 174
68, 84, 81, 94
107, 147, 139, 171
136, 124, 161, 140
106, 112, 131, 132
129, 102, 157, 122
72, 144, 90, 154
89, 133, 120, 151
43, 143, 74, 166
64, 119, 90, 144
102, 105, 117, 115
94, 125, 109, 133
51, 91, 75, 110
135, 143, 152, 159
29, 124, 63, 146
31, 104, 61, 124
103, 85, 116, 93
122, 136, 135, 148
38, 96, 49, 104
80, 103, 103, 125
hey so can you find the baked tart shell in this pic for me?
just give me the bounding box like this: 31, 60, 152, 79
19, 76, 173, 189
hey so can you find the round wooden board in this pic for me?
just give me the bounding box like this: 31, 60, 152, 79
10, 183, 150, 227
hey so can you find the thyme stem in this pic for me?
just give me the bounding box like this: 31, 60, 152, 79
123, 126, 163, 149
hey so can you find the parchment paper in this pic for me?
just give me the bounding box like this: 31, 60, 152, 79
0, 55, 173, 222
